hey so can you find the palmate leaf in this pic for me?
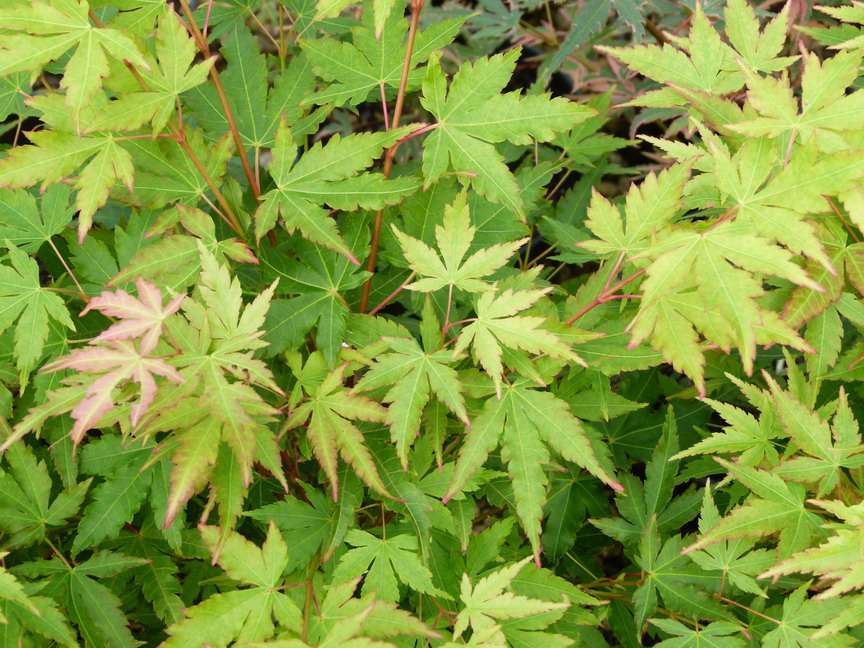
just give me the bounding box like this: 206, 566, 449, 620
43, 339, 184, 443
255, 122, 418, 258
0, 185, 75, 252
705, 137, 863, 272
14, 551, 149, 648
0, 0, 150, 129
598, 1, 794, 108
301, 4, 465, 107
162, 522, 302, 648
650, 620, 745, 648
154, 246, 286, 526
769, 381, 864, 496
91, 9, 214, 135
0, 569, 78, 647
581, 162, 691, 257
331, 529, 450, 601
632, 519, 733, 637
0, 241, 75, 383
392, 191, 527, 293
731, 50, 864, 151
82, 278, 185, 354
72, 436, 181, 555
453, 557, 568, 644
261, 219, 370, 366
684, 459, 826, 560
761, 499, 864, 599
593, 408, 701, 547
0, 443, 90, 548
187, 26, 318, 148
0, 94, 136, 241
759, 585, 856, 648
354, 335, 468, 469
109, 204, 257, 291
444, 377, 620, 559
688, 486, 775, 600
627, 220, 817, 395
287, 361, 390, 500
453, 286, 579, 397
420, 49, 594, 215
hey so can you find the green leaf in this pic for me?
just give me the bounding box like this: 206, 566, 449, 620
393, 190, 527, 294
302, 4, 465, 107
256, 122, 418, 257
163, 522, 302, 647
355, 334, 468, 468
445, 379, 619, 559
331, 529, 450, 600
420, 49, 594, 215
0, 185, 74, 252
287, 360, 390, 500
453, 287, 577, 396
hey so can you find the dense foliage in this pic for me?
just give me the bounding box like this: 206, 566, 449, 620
1, 0, 864, 645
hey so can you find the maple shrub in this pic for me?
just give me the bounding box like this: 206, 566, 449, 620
2, 0, 864, 646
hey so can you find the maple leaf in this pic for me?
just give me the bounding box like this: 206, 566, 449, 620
444, 377, 620, 559
0, 551, 77, 647
355, 334, 468, 469
593, 409, 701, 547
13, 551, 149, 647
688, 485, 775, 600
598, 1, 794, 108
255, 122, 418, 258
72, 435, 180, 555
299, 576, 437, 646
287, 361, 391, 500
581, 162, 692, 258
632, 520, 733, 636
109, 203, 257, 292
331, 529, 450, 601
705, 137, 863, 273
246, 476, 361, 570
627, 220, 818, 395
768, 380, 864, 496
81, 278, 185, 354
453, 557, 568, 644
260, 220, 370, 366
88, 9, 215, 135
683, 459, 826, 560
0, 240, 75, 382
392, 191, 527, 293
761, 499, 864, 599
650, 620, 745, 648
187, 26, 319, 148
0, 0, 150, 129
0, 94, 136, 241
43, 339, 184, 443
0, 185, 75, 252
732, 50, 864, 151
162, 522, 302, 647
672, 374, 784, 467
151, 246, 285, 527
453, 286, 579, 397
0, 443, 90, 548
301, 5, 465, 107
419, 48, 594, 215
759, 584, 855, 648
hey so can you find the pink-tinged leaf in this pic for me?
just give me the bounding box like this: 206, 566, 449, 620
81, 278, 186, 354
45, 340, 183, 443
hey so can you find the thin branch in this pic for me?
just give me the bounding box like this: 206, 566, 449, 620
565, 267, 645, 326
359, 0, 426, 313
176, 0, 261, 200
368, 272, 416, 315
